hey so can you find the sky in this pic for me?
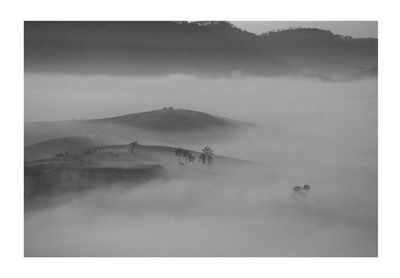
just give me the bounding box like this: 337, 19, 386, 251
232, 21, 378, 38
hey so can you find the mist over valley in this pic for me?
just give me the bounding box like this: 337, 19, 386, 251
24, 21, 377, 257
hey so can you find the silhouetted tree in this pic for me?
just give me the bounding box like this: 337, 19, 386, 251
128, 141, 138, 154
181, 149, 190, 165
291, 184, 311, 200
174, 147, 184, 167
199, 152, 206, 167
187, 152, 195, 164
199, 146, 214, 168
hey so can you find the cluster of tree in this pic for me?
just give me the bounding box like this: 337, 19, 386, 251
162, 107, 175, 113
55, 152, 84, 161
174, 146, 214, 168
55, 151, 69, 157
83, 149, 96, 155
291, 184, 311, 200
199, 147, 214, 168
174, 148, 195, 167
128, 141, 139, 154
261, 27, 353, 41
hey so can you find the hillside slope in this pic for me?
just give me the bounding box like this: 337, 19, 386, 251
24, 108, 247, 146
90, 108, 244, 132
24, 136, 98, 161
86, 142, 252, 169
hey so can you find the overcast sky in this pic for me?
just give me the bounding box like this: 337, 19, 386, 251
232, 21, 377, 38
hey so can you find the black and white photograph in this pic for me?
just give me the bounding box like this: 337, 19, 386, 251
6, 0, 400, 275
23, 20, 378, 257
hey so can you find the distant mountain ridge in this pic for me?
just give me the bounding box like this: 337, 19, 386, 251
25, 21, 377, 77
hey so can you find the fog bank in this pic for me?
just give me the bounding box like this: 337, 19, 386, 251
25, 74, 377, 256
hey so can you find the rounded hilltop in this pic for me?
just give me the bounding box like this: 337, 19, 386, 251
90, 107, 246, 132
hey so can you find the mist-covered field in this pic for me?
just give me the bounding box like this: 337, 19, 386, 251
25, 73, 377, 256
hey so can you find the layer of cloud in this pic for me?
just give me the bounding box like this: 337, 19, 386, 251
25, 74, 377, 256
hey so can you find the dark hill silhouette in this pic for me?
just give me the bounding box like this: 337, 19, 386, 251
25, 21, 377, 77
24, 139, 252, 211
89, 108, 245, 132
259, 28, 377, 74
25, 161, 167, 211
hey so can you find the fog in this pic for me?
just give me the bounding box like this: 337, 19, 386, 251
25, 73, 377, 256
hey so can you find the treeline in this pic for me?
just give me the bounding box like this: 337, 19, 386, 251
175, 146, 214, 168
25, 21, 377, 77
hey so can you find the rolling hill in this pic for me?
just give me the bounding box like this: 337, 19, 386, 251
24, 140, 251, 210
24, 136, 98, 161
88, 143, 252, 168
24, 108, 247, 146
90, 108, 245, 132
25, 137, 251, 168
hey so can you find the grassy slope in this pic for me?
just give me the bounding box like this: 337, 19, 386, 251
24, 109, 247, 146
90, 108, 245, 132
24, 136, 98, 161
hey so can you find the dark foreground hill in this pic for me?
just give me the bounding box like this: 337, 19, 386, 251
24, 140, 251, 211
24, 160, 168, 211
25, 21, 377, 77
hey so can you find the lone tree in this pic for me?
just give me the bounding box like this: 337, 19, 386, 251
174, 147, 184, 167
182, 150, 195, 166
199, 146, 214, 168
182, 149, 189, 164
175, 148, 196, 168
128, 141, 138, 154
187, 152, 195, 164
